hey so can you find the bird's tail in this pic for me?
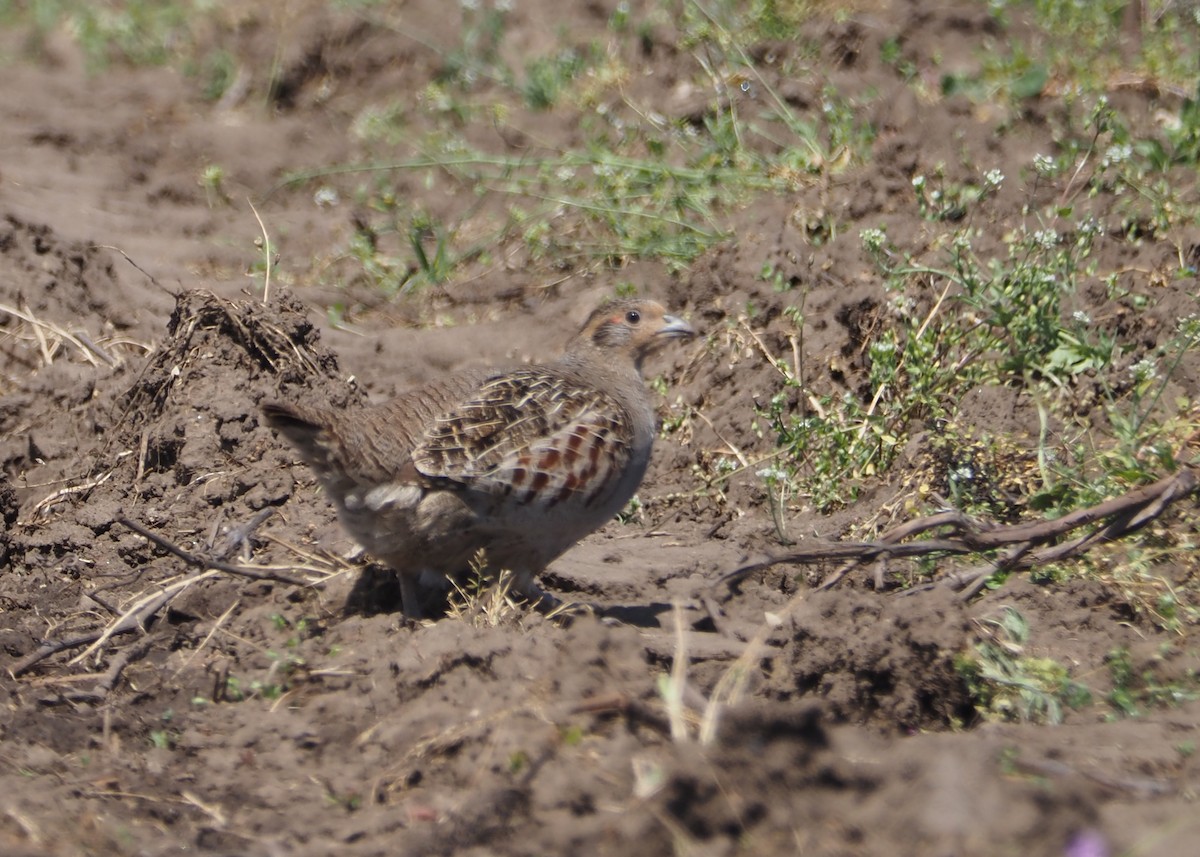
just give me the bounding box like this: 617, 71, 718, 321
261, 401, 331, 462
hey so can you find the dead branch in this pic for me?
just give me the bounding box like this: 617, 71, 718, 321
116, 514, 308, 585
568, 692, 675, 737
1011, 754, 1175, 798
37, 638, 155, 705
718, 466, 1198, 600
8, 513, 309, 678
10, 590, 175, 678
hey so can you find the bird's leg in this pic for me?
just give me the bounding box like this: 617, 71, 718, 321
513, 570, 562, 613
399, 572, 425, 620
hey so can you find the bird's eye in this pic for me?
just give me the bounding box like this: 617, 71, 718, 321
625, 310, 641, 325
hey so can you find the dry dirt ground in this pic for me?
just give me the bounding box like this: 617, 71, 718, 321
2, 1, 1200, 855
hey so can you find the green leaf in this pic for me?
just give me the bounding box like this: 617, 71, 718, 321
1011, 65, 1048, 99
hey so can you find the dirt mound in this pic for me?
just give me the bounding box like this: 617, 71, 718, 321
771, 587, 974, 729
626, 702, 1102, 857
111, 289, 353, 513
1, 288, 351, 645
0, 216, 141, 468
0, 215, 130, 333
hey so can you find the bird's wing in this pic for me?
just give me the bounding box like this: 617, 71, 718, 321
412, 368, 632, 508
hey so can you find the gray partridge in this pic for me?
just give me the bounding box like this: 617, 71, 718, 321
262, 299, 694, 617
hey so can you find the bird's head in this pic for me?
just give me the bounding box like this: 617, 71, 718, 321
569, 299, 695, 371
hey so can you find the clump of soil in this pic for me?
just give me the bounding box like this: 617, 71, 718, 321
771, 587, 975, 729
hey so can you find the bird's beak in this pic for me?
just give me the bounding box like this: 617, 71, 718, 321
659, 314, 695, 339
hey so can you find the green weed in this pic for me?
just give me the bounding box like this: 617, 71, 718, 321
67, 0, 191, 68
436, 0, 512, 91
761, 98, 1200, 521
523, 48, 592, 110
199, 164, 229, 208
990, 0, 1200, 96
274, 0, 873, 287
1106, 644, 1200, 718
958, 607, 1092, 724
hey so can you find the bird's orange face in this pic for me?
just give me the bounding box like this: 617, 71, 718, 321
583, 300, 694, 356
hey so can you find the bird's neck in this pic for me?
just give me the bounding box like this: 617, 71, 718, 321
559, 347, 644, 384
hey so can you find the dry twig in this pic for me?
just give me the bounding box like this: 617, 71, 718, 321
116, 515, 308, 586
36, 639, 155, 705
718, 466, 1199, 600
8, 513, 310, 678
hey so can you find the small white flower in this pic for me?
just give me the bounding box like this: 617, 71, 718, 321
1102, 143, 1132, 168
313, 187, 339, 208
860, 227, 887, 252
984, 169, 1004, 188
1130, 358, 1158, 383
1072, 310, 1091, 325
911, 175, 926, 190
1033, 153, 1055, 175
1033, 228, 1058, 248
